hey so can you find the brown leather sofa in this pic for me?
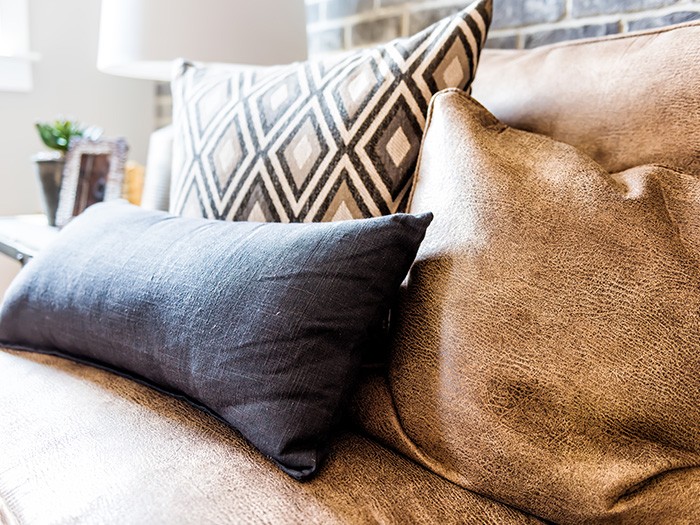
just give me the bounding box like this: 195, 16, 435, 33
1, 22, 698, 524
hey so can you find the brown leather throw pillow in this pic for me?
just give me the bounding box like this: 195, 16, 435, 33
356, 89, 700, 524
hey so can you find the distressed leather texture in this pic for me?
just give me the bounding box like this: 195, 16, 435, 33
0, 348, 542, 525
471, 22, 700, 175
2, 22, 700, 525
355, 90, 700, 524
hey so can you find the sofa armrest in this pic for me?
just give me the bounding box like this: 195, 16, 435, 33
140, 124, 173, 211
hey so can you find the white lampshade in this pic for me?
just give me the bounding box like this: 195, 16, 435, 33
97, 0, 308, 81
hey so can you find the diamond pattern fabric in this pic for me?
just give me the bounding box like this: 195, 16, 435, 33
170, 0, 492, 222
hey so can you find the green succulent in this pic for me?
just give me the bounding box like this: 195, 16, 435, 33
35, 119, 102, 153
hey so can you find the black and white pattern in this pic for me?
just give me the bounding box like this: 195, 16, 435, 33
170, 0, 492, 222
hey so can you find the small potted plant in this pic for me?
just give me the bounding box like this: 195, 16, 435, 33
33, 119, 101, 226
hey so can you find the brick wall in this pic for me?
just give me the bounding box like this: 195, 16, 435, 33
306, 0, 700, 52
154, 1, 699, 127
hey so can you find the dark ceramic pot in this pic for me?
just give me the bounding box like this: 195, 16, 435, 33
33, 153, 65, 227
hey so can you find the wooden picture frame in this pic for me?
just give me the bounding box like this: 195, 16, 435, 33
56, 137, 129, 227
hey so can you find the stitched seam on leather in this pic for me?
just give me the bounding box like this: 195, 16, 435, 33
391, 91, 552, 519
641, 163, 693, 175
407, 88, 442, 210
402, 87, 477, 489
522, 19, 700, 52
407, 88, 486, 210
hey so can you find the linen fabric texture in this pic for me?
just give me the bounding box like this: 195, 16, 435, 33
354, 90, 700, 523
169, 0, 491, 222
0, 201, 432, 480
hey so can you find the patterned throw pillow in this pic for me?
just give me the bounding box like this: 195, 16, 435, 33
170, 0, 492, 222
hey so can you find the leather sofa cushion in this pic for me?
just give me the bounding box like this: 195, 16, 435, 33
357, 89, 700, 524
471, 22, 700, 175
0, 348, 543, 525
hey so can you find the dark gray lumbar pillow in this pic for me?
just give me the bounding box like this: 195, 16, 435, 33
0, 201, 431, 479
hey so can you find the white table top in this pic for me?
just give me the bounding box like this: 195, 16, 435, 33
0, 214, 59, 263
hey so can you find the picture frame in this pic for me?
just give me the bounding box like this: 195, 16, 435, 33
56, 137, 129, 227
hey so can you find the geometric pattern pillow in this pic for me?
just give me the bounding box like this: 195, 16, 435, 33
169, 0, 492, 222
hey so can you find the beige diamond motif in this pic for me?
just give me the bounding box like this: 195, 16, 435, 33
443, 56, 464, 88
281, 115, 326, 191
197, 83, 229, 132
332, 201, 354, 222
247, 202, 267, 222
218, 142, 237, 176
348, 70, 372, 104
386, 127, 411, 168
270, 84, 289, 112
293, 135, 313, 171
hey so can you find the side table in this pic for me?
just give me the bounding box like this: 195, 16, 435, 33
0, 215, 59, 266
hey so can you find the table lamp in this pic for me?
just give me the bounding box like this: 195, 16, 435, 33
96, 0, 308, 210
97, 0, 308, 81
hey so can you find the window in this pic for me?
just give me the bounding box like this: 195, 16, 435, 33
0, 0, 37, 92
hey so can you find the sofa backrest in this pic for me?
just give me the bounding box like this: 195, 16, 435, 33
471, 21, 700, 175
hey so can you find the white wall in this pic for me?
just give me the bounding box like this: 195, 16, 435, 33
0, 0, 154, 296
0, 258, 18, 300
